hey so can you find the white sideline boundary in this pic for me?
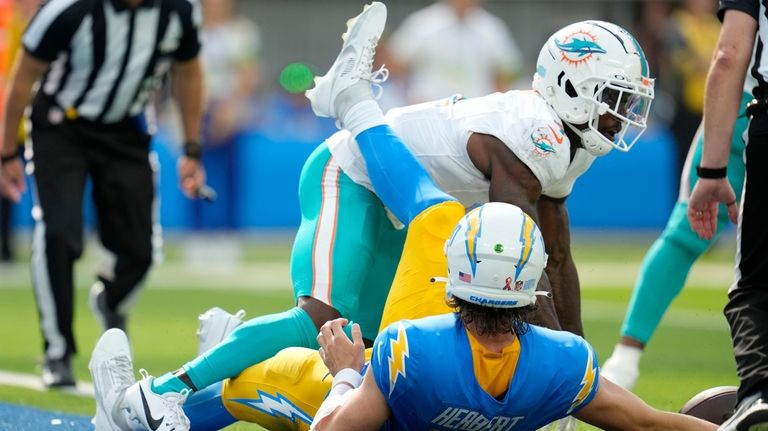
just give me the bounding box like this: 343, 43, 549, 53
0, 370, 93, 398
1, 260, 737, 290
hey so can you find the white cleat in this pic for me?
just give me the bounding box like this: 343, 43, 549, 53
601, 353, 639, 391
122, 370, 191, 431
196, 306, 246, 355
89, 328, 136, 430
305, 1, 389, 119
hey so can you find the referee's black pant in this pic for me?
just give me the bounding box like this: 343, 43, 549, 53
30, 102, 154, 360
726, 110, 768, 403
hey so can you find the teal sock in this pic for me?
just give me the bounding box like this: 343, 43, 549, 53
151, 372, 190, 395
180, 307, 318, 391
621, 203, 716, 343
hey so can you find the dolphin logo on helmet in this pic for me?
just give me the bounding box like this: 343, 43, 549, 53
555, 34, 607, 64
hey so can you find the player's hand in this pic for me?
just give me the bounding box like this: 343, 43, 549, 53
0, 157, 26, 202
177, 156, 205, 199
317, 318, 365, 376
688, 177, 738, 240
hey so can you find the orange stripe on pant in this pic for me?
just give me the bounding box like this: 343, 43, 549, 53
310, 157, 341, 306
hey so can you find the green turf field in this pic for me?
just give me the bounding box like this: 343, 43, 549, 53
0, 235, 739, 430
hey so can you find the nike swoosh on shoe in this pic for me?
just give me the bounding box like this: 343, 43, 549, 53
140, 385, 165, 430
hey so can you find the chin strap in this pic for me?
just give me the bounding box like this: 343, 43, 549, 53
563, 121, 612, 156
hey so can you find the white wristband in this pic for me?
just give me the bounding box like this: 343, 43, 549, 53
311, 369, 364, 430
332, 368, 363, 390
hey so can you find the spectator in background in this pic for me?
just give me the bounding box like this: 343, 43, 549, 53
0, 0, 36, 262
385, 0, 522, 104
662, 0, 720, 181
195, 0, 261, 228
0, 0, 15, 262
256, 90, 338, 144
254, 60, 338, 144
631, 1, 673, 123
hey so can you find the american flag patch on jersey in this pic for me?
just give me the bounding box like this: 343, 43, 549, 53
459, 272, 471, 282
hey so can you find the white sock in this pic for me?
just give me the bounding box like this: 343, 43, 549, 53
610, 343, 643, 367
341, 99, 385, 137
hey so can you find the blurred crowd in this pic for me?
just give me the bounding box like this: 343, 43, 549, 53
632, 0, 720, 179
0, 0, 722, 249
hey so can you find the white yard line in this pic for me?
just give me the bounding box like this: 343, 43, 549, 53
0, 370, 93, 397
0, 261, 292, 290
1, 260, 738, 290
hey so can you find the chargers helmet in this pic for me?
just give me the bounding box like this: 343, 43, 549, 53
532, 20, 655, 156
443, 202, 549, 308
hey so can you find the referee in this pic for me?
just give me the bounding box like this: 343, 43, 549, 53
0, 0, 206, 388
688, 0, 768, 429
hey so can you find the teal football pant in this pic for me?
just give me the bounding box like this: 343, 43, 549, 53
620, 93, 750, 344
152, 142, 406, 395
290, 141, 406, 341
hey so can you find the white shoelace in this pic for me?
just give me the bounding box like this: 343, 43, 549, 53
162, 390, 191, 429
109, 356, 135, 390
138, 369, 191, 429
358, 37, 389, 100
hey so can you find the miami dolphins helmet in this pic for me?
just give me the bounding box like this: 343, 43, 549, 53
532, 20, 655, 156
442, 203, 549, 308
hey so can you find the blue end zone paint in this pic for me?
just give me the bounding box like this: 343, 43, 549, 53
0, 403, 92, 430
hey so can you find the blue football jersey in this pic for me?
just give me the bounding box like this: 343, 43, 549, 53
370, 314, 599, 431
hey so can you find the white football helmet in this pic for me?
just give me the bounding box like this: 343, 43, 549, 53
532, 20, 655, 156
443, 203, 549, 308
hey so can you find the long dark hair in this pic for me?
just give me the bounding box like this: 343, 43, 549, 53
447, 296, 536, 336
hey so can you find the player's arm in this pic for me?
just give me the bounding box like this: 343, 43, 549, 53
0, 50, 47, 201
467, 132, 561, 330
573, 376, 717, 430
537, 195, 582, 336
312, 318, 389, 430
312, 369, 389, 431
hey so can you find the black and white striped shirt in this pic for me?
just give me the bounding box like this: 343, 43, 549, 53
720, 0, 768, 95
22, 0, 201, 124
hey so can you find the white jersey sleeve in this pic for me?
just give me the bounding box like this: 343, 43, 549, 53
456, 91, 572, 192
328, 91, 588, 210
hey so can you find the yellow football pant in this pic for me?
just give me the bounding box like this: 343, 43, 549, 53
222, 201, 464, 428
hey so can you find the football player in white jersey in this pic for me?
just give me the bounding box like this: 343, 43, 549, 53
298, 13, 653, 340
88, 4, 654, 430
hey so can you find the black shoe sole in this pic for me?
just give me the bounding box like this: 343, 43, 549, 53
737, 409, 768, 431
